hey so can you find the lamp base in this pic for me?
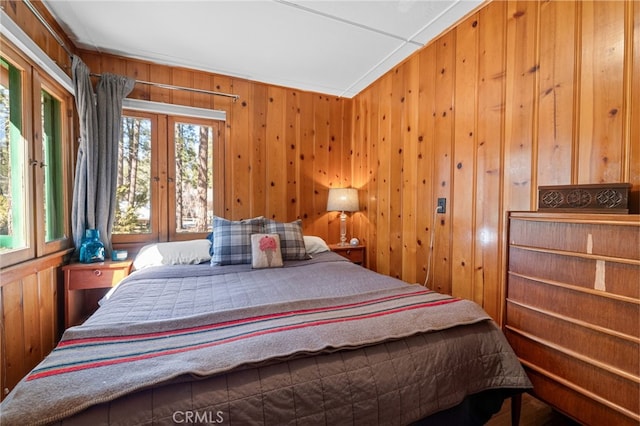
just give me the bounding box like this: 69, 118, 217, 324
339, 212, 347, 247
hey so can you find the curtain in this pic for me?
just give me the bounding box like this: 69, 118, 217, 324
71, 55, 134, 256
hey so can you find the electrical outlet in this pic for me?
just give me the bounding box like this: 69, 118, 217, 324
437, 198, 446, 213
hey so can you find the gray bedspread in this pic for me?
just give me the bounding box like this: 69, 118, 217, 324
0, 252, 531, 425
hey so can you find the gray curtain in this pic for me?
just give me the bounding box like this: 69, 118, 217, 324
71, 55, 135, 256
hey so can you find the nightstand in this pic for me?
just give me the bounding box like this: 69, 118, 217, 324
329, 244, 366, 265
63, 260, 132, 327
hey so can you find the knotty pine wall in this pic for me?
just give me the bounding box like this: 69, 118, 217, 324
351, 0, 639, 323
1, 0, 638, 399
79, 50, 354, 239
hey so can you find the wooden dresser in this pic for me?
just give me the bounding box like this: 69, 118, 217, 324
505, 212, 639, 426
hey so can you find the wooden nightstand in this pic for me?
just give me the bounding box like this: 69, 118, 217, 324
63, 260, 132, 327
329, 244, 366, 265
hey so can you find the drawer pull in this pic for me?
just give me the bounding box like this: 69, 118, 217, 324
346, 250, 352, 255
93, 270, 102, 277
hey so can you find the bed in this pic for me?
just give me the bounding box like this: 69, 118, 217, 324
0, 220, 531, 425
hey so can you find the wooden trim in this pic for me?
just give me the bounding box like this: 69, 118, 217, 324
510, 244, 640, 266
506, 298, 639, 345
507, 271, 639, 306
0, 248, 72, 286
518, 358, 640, 422
509, 211, 640, 225
507, 325, 639, 386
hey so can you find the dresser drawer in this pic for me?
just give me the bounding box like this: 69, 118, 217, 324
66, 266, 129, 290
329, 244, 365, 265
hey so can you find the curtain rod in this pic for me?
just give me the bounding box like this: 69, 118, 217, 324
22, 0, 240, 102
90, 73, 239, 101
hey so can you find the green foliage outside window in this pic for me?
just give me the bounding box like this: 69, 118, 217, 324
0, 57, 27, 252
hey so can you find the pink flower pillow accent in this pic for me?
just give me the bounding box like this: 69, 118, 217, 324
251, 233, 283, 268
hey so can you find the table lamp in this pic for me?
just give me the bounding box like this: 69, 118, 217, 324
326, 188, 359, 246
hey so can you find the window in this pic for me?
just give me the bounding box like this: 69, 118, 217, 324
112, 112, 225, 245
0, 42, 72, 268
0, 56, 28, 255
171, 119, 215, 234
114, 114, 153, 235
41, 90, 65, 243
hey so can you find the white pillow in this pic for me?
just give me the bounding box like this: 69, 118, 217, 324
133, 240, 212, 270
303, 236, 330, 254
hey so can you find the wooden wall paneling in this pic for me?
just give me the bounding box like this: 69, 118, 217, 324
433, 33, 455, 295
227, 79, 252, 219
4, 0, 76, 70
417, 45, 437, 289
171, 68, 193, 107
39, 267, 58, 357
21, 275, 41, 373
452, 13, 479, 303
212, 74, 234, 109
341, 98, 353, 188
126, 58, 150, 101
389, 65, 404, 279
298, 91, 317, 235
1, 260, 65, 400
266, 86, 285, 220
630, 1, 640, 191
351, 94, 367, 254
366, 86, 380, 272
148, 63, 172, 105
285, 90, 301, 221
351, 96, 364, 242
376, 74, 392, 275
401, 56, 419, 284
314, 95, 331, 240
537, 0, 577, 187
2, 280, 25, 395
250, 83, 267, 219
326, 96, 342, 241
578, 0, 626, 184
192, 71, 213, 110
476, 0, 507, 322
354, 86, 379, 270
504, 0, 539, 211
329, 97, 345, 188
102, 54, 127, 78
337, 97, 356, 241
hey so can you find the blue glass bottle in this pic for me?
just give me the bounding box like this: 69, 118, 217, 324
79, 229, 105, 263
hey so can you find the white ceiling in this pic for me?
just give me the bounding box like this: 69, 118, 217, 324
43, 0, 483, 98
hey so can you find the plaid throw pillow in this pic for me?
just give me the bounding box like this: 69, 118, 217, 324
263, 219, 310, 261
211, 216, 265, 265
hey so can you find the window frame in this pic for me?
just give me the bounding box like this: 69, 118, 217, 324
111, 110, 161, 246
167, 116, 225, 242
34, 69, 73, 256
0, 43, 35, 267
0, 39, 73, 268
111, 112, 226, 247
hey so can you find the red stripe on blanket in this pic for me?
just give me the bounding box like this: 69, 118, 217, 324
58, 289, 438, 348
28, 297, 458, 381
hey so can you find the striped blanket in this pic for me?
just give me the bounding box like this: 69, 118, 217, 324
0, 254, 494, 425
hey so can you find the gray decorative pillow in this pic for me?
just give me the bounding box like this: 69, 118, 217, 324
263, 219, 310, 261
211, 216, 265, 265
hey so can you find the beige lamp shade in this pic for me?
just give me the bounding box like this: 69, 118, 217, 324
326, 188, 359, 212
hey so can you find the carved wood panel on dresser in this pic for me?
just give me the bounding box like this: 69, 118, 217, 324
505, 212, 639, 426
